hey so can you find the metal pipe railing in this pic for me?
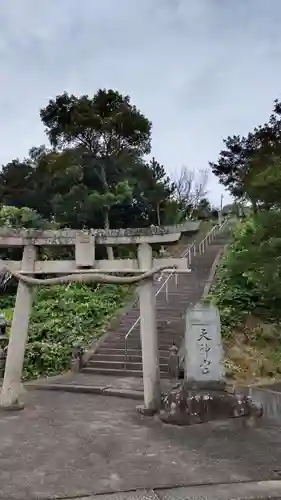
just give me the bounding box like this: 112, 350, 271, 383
124, 266, 178, 367
124, 218, 229, 366
124, 241, 195, 367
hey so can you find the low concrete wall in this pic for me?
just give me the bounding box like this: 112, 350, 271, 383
162, 221, 201, 234
248, 386, 281, 422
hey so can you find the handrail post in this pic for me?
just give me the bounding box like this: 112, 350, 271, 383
165, 279, 169, 301
125, 337, 128, 369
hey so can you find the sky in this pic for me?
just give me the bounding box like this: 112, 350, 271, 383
1, 0, 281, 207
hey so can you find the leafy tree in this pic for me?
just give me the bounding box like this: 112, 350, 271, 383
209, 135, 247, 200
127, 157, 174, 226
194, 198, 212, 219
0, 159, 35, 209
0, 205, 52, 229
0, 89, 178, 238
210, 99, 281, 211
0, 206, 56, 296
39, 89, 152, 258
244, 155, 281, 210
148, 158, 174, 225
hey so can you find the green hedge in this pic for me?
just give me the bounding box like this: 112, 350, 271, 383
1, 283, 131, 379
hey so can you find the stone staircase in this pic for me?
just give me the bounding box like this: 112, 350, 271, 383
81, 224, 230, 379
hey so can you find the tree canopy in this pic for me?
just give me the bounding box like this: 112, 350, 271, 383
210, 99, 281, 211
0, 88, 209, 234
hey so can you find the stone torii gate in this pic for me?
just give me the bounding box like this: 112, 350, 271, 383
0, 226, 191, 412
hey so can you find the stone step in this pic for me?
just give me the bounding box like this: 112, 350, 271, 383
96, 347, 169, 357
156, 288, 204, 296
119, 316, 186, 327
81, 235, 229, 378
106, 331, 183, 340
117, 339, 182, 347
105, 339, 180, 348
92, 353, 170, 363
111, 331, 181, 338
123, 329, 184, 337
92, 353, 143, 362
115, 338, 179, 347
81, 367, 169, 378
87, 360, 169, 371
81, 367, 144, 377
100, 343, 176, 352
113, 317, 186, 330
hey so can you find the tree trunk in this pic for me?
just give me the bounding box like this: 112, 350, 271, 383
99, 161, 114, 260
156, 203, 161, 226
251, 198, 258, 214
156, 203, 165, 255
104, 210, 114, 260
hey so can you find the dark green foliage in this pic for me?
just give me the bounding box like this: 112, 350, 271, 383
40, 89, 152, 154
0, 89, 178, 230
210, 99, 281, 211
0, 205, 54, 229
212, 212, 281, 337
23, 283, 131, 379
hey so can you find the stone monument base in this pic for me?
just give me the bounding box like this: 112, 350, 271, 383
159, 380, 263, 426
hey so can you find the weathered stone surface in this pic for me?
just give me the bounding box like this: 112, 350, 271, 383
0, 221, 200, 241
0, 225, 196, 247
168, 344, 179, 379
71, 345, 84, 372
185, 302, 225, 383
75, 234, 95, 267
136, 404, 158, 416
159, 381, 263, 426
161, 303, 262, 426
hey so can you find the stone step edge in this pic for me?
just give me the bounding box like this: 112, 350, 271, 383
24, 380, 252, 405
51, 480, 281, 500
25, 382, 144, 401
157, 480, 281, 500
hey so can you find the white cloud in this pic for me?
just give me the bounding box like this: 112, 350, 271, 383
1, 0, 281, 206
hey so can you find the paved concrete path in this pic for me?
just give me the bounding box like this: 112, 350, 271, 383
1, 390, 281, 499
72, 481, 281, 499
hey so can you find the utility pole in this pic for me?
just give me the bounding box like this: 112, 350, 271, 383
220, 194, 224, 212
219, 194, 224, 225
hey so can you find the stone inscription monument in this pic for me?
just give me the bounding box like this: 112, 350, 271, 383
185, 302, 225, 383
160, 302, 262, 425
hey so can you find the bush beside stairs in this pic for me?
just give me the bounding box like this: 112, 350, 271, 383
81, 224, 230, 379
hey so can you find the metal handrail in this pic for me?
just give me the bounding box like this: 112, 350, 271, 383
124, 241, 196, 366
124, 218, 229, 366
124, 266, 182, 366
198, 218, 228, 255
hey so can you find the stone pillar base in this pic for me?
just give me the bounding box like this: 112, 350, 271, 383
0, 401, 24, 411
136, 404, 158, 416
158, 381, 263, 426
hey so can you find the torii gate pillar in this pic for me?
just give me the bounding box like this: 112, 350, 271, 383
137, 243, 160, 414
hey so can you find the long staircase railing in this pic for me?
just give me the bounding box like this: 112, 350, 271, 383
124, 218, 229, 367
